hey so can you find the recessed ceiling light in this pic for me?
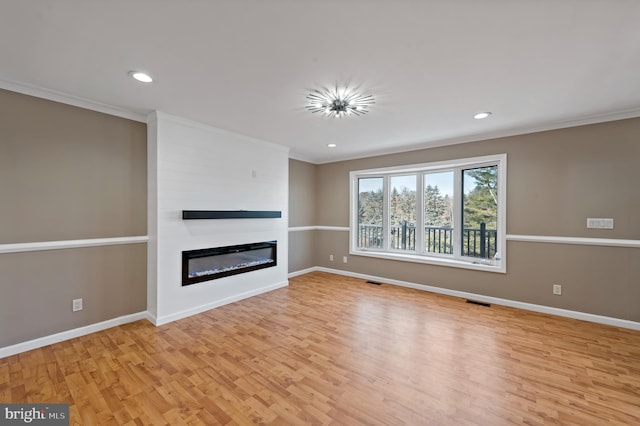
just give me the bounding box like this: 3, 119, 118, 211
129, 71, 153, 83
474, 112, 491, 120
327, 143, 337, 148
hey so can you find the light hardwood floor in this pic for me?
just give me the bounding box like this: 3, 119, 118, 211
1, 271, 639, 425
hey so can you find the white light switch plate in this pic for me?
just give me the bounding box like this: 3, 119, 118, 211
587, 218, 614, 229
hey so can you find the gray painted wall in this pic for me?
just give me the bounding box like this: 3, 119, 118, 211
289, 118, 640, 322
0, 89, 147, 348
288, 159, 317, 227
288, 229, 317, 273
288, 159, 317, 272
1, 88, 637, 349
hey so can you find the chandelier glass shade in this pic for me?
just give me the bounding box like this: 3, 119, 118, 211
306, 85, 374, 118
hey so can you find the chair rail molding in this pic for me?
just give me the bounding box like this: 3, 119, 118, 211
0, 236, 149, 254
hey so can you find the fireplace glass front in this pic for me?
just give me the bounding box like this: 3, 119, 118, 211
182, 240, 277, 286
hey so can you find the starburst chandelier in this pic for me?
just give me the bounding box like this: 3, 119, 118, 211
306, 85, 375, 118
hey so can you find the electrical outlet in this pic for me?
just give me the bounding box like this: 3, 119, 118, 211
329, 254, 334, 261
343, 256, 348, 264
553, 285, 562, 296
72, 298, 83, 312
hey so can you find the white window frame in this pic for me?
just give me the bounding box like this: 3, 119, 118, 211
349, 153, 507, 273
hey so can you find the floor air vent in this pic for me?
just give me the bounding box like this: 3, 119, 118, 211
466, 299, 491, 307
366, 280, 383, 285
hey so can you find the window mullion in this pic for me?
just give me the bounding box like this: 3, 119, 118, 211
383, 175, 390, 251
452, 167, 462, 260
415, 173, 424, 253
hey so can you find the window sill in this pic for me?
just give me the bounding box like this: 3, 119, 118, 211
350, 249, 506, 273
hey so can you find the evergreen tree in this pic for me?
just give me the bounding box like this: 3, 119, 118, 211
442, 194, 453, 226
424, 184, 449, 227
389, 186, 417, 226
463, 166, 498, 228
390, 187, 400, 226
358, 189, 383, 225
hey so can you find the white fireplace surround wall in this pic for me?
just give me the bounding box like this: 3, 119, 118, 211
147, 111, 289, 325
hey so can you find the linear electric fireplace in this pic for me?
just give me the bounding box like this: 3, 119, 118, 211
182, 240, 277, 286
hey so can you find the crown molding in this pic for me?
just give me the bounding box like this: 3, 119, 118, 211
150, 111, 290, 154
0, 78, 147, 122
302, 106, 640, 164
2, 78, 637, 165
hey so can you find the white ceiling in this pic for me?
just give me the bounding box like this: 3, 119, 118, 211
2, 0, 639, 164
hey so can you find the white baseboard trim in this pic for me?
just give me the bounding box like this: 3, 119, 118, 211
296, 267, 640, 331
145, 311, 158, 325
152, 280, 289, 326
288, 267, 318, 278
5, 268, 635, 359
0, 311, 149, 359
1, 281, 290, 358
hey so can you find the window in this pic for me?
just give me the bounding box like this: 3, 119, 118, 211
357, 177, 383, 248
390, 175, 417, 251
350, 154, 506, 272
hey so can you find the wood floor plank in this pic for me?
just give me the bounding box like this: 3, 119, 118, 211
1, 271, 639, 425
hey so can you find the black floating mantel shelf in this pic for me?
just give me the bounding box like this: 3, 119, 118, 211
182, 210, 282, 220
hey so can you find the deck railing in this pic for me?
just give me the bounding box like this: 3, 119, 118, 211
358, 222, 497, 259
